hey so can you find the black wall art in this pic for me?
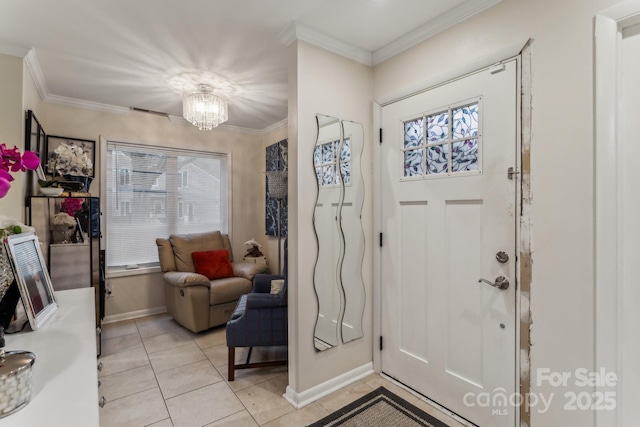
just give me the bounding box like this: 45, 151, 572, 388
265, 139, 288, 237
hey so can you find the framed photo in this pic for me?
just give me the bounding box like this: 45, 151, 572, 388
3, 233, 58, 330
46, 135, 96, 178
36, 164, 46, 181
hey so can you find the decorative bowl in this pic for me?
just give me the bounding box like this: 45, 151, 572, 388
39, 187, 63, 197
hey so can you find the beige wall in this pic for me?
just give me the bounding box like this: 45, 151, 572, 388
36, 103, 267, 318
289, 41, 373, 392
373, 0, 619, 424
0, 54, 25, 220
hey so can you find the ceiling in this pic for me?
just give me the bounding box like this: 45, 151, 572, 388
0, 0, 501, 132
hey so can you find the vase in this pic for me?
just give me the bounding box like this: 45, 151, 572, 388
40, 187, 64, 197
0, 247, 13, 302
51, 224, 75, 244
63, 175, 93, 193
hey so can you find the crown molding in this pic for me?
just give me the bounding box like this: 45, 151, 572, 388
24, 49, 129, 114
24, 49, 49, 101
279, 22, 373, 66
261, 118, 288, 134
279, 1, 503, 67
373, 0, 504, 65
217, 123, 262, 135
45, 94, 130, 115
277, 23, 298, 47
168, 114, 283, 135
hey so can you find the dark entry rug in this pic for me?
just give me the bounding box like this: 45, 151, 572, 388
308, 387, 451, 427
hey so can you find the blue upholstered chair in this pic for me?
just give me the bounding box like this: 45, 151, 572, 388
225, 240, 288, 381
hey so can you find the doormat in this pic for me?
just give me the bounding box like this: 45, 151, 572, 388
308, 387, 450, 427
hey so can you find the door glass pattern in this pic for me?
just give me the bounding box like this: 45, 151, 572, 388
403, 100, 480, 178
340, 137, 352, 184
427, 111, 448, 143
452, 139, 479, 172
452, 104, 479, 139
427, 144, 449, 174
404, 119, 423, 148
314, 139, 352, 187
404, 149, 424, 177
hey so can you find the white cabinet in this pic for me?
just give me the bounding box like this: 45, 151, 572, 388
0, 288, 100, 426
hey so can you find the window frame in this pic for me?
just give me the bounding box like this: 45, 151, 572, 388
100, 138, 231, 277
400, 97, 483, 181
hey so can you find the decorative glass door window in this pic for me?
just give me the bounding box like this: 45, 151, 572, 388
403, 100, 480, 178
314, 138, 352, 187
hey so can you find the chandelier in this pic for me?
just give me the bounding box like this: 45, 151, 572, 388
182, 84, 228, 130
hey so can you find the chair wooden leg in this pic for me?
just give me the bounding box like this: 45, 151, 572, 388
228, 347, 235, 381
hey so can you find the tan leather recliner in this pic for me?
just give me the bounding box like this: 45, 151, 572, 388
156, 230, 269, 333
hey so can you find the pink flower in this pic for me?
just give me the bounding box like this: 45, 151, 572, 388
0, 143, 41, 198
21, 151, 40, 171
0, 174, 10, 198
61, 198, 84, 216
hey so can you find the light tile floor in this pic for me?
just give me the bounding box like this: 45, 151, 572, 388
99, 314, 465, 427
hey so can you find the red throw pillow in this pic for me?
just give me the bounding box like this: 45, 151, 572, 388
191, 250, 234, 280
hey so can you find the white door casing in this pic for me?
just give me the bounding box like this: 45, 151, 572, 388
380, 60, 518, 427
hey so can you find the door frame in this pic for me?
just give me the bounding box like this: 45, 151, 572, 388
594, 3, 640, 426
372, 43, 532, 426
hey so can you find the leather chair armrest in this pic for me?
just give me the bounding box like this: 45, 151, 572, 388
163, 271, 210, 287
232, 262, 269, 281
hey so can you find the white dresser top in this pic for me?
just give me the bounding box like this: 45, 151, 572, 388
0, 288, 99, 426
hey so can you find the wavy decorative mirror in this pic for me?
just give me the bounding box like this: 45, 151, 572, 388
339, 120, 365, 343
313, 115, 365, 351
313, 115, 342, 351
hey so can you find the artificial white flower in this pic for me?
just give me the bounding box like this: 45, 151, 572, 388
48, 142, 93, 177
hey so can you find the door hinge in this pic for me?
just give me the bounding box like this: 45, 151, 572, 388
379, 232, 383, 247
379, 128, 383, 144
508, 167, 520, 180
379, 336, 383, 351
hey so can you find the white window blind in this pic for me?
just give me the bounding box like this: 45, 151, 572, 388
106, 142, 228, 268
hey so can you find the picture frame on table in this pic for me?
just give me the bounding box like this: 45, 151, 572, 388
36, 164, 46, 182
46, 135, 96, 178
3, 233, 58, 330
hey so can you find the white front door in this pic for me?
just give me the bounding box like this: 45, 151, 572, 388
380, 60, 518, 427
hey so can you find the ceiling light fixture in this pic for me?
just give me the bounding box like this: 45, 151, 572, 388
183, 84, 228, 131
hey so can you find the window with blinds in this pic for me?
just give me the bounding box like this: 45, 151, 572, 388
105, 142, 228, 269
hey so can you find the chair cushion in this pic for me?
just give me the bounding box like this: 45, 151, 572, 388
170, 231, 225, 272
210, 277, 252, 305
192, 250, 234, 280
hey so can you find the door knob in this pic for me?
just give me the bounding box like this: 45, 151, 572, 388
478, 276, 509, 290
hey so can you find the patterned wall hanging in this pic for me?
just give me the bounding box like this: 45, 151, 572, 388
265, 139, 288, 237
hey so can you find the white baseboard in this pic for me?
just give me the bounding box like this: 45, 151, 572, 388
284, 362, 374, 409
102, 306, 167, 324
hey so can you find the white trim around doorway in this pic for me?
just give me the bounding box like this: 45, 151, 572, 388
594, 3, 640, 426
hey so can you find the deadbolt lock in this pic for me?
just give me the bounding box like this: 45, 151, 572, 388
496, 251, 509, 263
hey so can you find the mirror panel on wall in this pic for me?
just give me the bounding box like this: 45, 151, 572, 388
313, 115, 342, 351
340, 120, 365, 343
312, 115, 365, 351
